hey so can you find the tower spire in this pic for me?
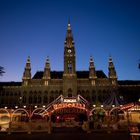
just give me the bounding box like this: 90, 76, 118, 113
63, 20, 77, 97
67, 18, 71, 30
64, 20, 76, 75
108, 56, 117, 85
108, 56, 116, 77
65, 19, 74, 47
22, 56, 31, 86
89, 56, 97, 85
43, 56, 51, 85
43, 56, 50, 79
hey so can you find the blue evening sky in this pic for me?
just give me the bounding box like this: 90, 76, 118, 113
0, 0, 140, 81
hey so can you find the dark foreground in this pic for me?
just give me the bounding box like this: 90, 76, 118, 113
0, 127, 130, 140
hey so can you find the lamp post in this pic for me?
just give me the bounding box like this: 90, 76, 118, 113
28, 104, 32, 134
19, 96, 22, 108
138, 60, 140, 70
48, 112, 52, 134
126, 110, 130, 130
8, 109, 12, 135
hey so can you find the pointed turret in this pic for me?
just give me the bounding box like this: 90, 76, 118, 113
67, 18, 71, 30
43, 56, 51, 85
22, 56, 31, 86
108, 56, 117, 85
64, 20, 74, 49
89, 56, 97, 79
89, 56, 97, 86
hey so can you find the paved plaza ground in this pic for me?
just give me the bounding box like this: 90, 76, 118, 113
0, 127, 131, 140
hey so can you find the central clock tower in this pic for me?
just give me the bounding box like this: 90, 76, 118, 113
63, 21, 77, 97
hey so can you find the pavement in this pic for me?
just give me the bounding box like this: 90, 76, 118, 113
0, 127, 131, 140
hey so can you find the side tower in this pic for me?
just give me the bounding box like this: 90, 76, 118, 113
63, 21, 77, 97
22, 56, 31, 86
43, 56, 51, 86
89, 56, 97, 86
108, 56, 117, 85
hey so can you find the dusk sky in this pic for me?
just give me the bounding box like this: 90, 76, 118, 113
0, 0, 140, 81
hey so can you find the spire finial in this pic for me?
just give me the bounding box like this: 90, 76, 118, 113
46, 56, 49, 63
68, 17, 70, 24
27, 56, 30, 63
67, 18, 71, 30
90, 55, 93, 62
109, 54, 112, 62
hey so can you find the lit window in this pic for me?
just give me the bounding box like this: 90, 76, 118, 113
68, 63, 72, 73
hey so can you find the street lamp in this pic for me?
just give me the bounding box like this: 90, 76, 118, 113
34, 106, 37, 108
4, 106, 7, 109
101, 105, 103, 108
112, 105, 115, 108
15, 106, 18, 109
23, 105, 26, 108
42, 105, 46, 108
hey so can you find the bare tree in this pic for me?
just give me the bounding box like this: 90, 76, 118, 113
138, 59, 140, 69
0, 66, 5, 76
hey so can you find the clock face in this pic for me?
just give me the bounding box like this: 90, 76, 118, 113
68, 49, 72, 53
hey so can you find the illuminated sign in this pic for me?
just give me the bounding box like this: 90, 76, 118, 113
63, 99, 77, 103
120, 102, 134, 110
53, 103, 85, 110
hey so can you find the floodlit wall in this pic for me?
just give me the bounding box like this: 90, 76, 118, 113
130, 112, 140, 123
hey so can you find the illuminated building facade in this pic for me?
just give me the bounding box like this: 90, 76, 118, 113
0, 22, 140, 108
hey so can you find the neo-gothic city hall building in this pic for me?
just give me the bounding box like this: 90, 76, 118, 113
0, 22, 140, 108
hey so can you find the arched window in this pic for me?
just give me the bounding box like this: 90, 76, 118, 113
98, 94, 103, 103
38, 95, 42, 103
23, 96, 26, 103
1, 98, 4, 104
43, 95, 48, 103
81, 90, 86, 98
103, 90, 106, 94
55, 90, 59, 98
49, 96, 54, 103
44, 91, 48, 94
29, 91, 32, 94
92, 95, 96, 102
85, 90, 90, 101
98, 90, 101, 94
6, 92, 9, 96
86, 96, 91, 102
68, 88, 72, 97
10, 92, 13, 96
77, 90, 81, 95
34, 91, 37, 95
86, 90, 89, 94
29, 96, 32, 104
34, 95, 37, 104
59, 90, 63, 95
92, 90, 95, 94
18, 91, 21, 96
68, 61, 72, 73
50, 91, 54, 95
